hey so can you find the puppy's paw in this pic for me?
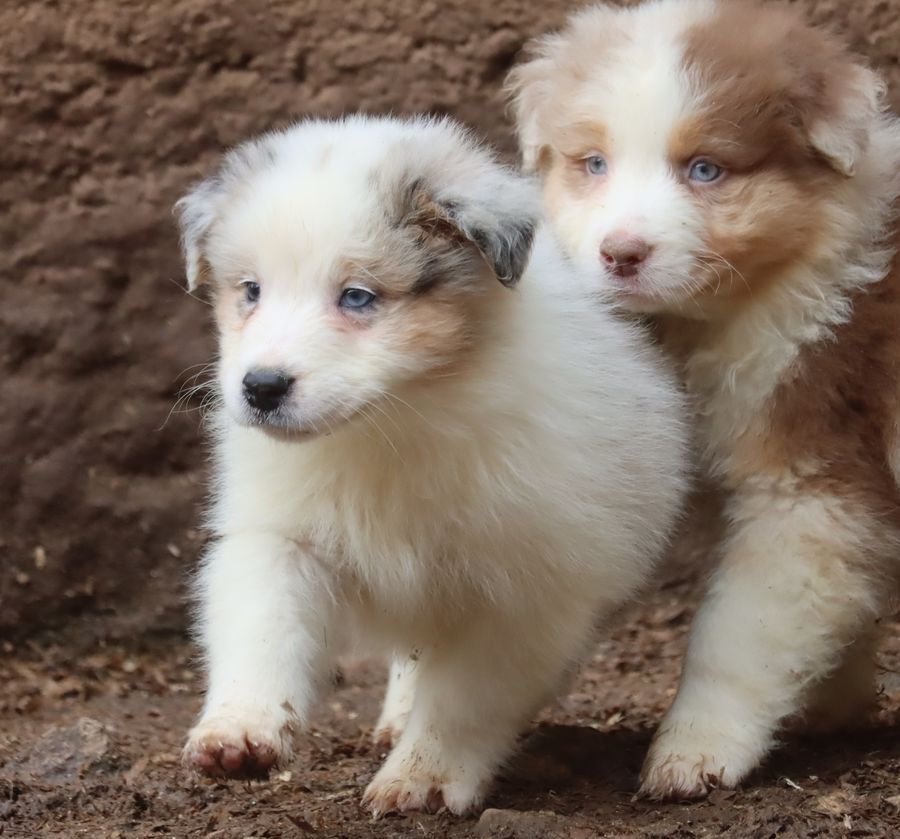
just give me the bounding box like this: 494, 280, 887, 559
639, 726, 756, 800
639, 752, 731, 800
184, 706, 296, 780
363, 770, 448, 816
372, 702, 410, 750
373, 658, 416, 750
362, 742, 487, 816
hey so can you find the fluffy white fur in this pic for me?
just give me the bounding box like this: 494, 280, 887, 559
175, 115, 688, 815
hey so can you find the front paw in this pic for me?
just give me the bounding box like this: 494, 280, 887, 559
639, 724, 758, 800
363, 742, 489, 816
184, 705, 297, 780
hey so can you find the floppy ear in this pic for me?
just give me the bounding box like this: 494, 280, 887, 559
505, 47, 557, 173
800, 62, 884, 177
174, 177, 221, 291
404, 174, 538, 288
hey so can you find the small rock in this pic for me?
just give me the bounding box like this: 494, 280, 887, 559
476, 808, 569, 839
604, 710, 625, 727
0, 717, 123, 784
33, 546, 47, 569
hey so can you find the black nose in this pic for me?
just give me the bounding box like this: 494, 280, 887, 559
242, 369, 294, 413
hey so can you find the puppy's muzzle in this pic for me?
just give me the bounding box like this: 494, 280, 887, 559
242, 369, 295, 413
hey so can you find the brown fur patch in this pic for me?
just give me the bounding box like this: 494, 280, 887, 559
543, 150, 609, 226
333, 208, 497, 380
753, 249, 900, 526
682, 0, 874, 175
547, 121, 610, 163
691, 167, 831, 304
671, 0, 868, 304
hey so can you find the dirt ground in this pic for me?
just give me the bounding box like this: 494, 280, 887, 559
3, 543, 900, 838
5, 0, 900, 836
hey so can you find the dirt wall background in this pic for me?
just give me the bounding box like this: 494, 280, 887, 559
4, 0, 900, 642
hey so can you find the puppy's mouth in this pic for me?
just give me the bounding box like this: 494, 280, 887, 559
599, 257, 719, 315
240, 407, 335, 441
236, 398, 370, 442
613, 290, 676, 315
600, 266, 675, 313
249, 415, 318, 441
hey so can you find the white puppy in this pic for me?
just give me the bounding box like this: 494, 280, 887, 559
176, 115, 688, 815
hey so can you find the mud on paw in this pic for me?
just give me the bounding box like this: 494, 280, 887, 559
183, 707, 296, 781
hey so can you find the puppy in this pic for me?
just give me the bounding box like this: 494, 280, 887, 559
175, 115, 688, 815
508, 0, 900, 800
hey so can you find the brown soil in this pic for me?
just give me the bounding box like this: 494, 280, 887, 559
4, 0, 900, 836
3, 543, 900, 838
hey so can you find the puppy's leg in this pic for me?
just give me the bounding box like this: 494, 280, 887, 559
184, 534, 337, 779
640, 492, 885, 800
373, 654, 419, 750
362, 607, 594, 816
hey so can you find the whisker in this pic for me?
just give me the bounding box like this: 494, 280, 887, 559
347, 260, 380, 286
169, 276, 214, 307
699, 248, 751, 293
173, 361, 217, 381
367, 399, 405, 438
382, 391, 439, 434
695, 257, 723, 295
158, 375, 219, 431
360, 406, 402, 460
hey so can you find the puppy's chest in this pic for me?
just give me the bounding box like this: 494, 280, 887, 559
683, 343, 789, 484
310, 482, 552, 624
307, 483, 500, 596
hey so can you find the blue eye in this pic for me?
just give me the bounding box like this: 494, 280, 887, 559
242, 280, 261, 304
585, 155, 608, 176
339, 287, 377, 310
688, 158, 724, 183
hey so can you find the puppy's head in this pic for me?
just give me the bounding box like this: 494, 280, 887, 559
507, 0, 890, 316
176, 116, 537, 439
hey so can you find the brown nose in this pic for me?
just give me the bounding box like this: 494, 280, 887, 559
600, 233, 652, 279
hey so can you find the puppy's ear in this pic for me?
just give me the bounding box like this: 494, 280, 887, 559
174, 178, 221, 291
802, 63, 884, 177
505, 45, 557, 173
403, 173, 538, 288
778, 15, 886, 179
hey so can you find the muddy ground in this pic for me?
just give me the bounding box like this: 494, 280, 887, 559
4, 0, 900, 836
